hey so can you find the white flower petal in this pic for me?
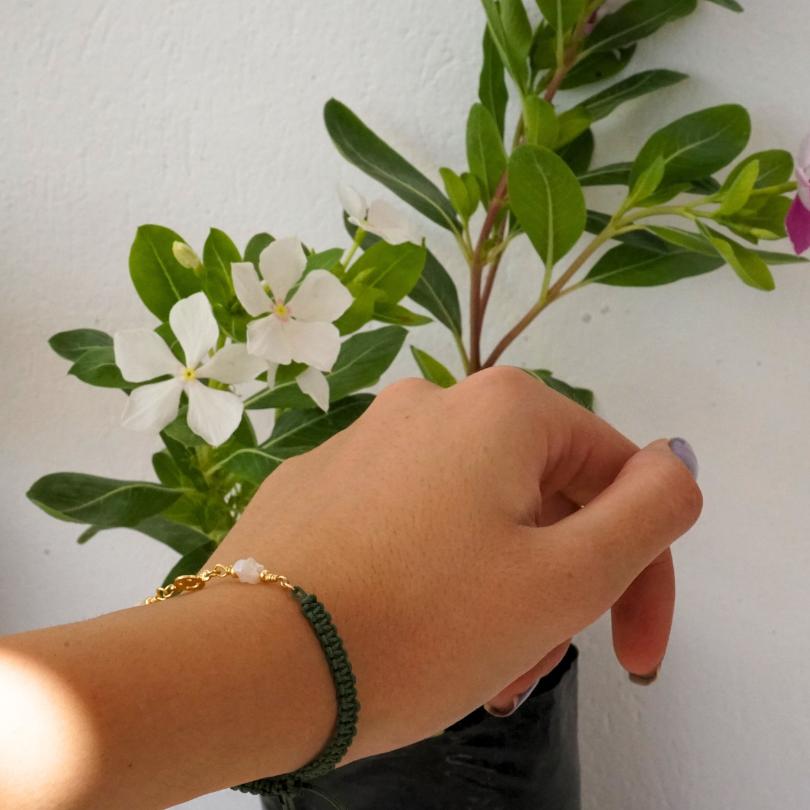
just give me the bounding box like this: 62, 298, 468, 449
186, 381, 244, 447
258, 237, 305, 302
289, 270, 353, 323
232, 262, 272, 317
246, 315, 294, 366
266, 362, 278, 388
121, 378, 183, 433
285, 319, 341, 372
196, 343, 267, 384
296, 366, 330, 411
113, 329, 181, 382
338, 183, 368, 223
365, 199, 415, 244
170, 292, 219, 368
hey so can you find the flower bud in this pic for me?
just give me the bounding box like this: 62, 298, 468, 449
172, 241, 202, 270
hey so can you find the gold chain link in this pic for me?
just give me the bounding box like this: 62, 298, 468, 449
143, 562, 294, 605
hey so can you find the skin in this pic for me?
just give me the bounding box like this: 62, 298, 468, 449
0, 368, 701, 809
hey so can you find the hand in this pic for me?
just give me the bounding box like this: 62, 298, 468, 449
215, 367, 702, 764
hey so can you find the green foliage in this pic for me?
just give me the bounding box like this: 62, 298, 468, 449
706, 0, 743, 10
699, 224, 775, 290
129, 225, 202, 321
440, 168, 481, 221
344, 241, 427, 309
244, 232, 274, 266
508, 145, 586, 268
220, 395, 373, 485
557, 129, 595, 174
49, 329, 112, 361
585, 0, 698, 54
410, 347, 456, 387
631, 104, 751, 186
562, 45, 636, 89
481, 0, 530, 92
522, 96, 558, 149
467, 102, 507, 202
27, 473, 180, 527
479, 27, 508, 136
246, 326, 406, 410
324, 99, 459, 231
525, 369, 594, 410
536, 0, 587, 33
585, 242, 724, 286
580, 70, 688, 122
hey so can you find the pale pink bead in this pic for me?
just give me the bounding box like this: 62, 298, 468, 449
233, 557, 264, 584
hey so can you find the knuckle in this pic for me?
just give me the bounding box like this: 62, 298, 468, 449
375, 376, 435, 403
467, 365, 540, 401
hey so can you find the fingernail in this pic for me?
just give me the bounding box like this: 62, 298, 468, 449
668, 437, 698, 480
484, 676, 541, 718
628, 664, 660, 686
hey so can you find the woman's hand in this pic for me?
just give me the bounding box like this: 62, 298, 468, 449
215, 367, 702, 764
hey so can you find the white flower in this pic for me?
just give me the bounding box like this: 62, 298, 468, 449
231, 237, 352, 411
338, 184, 416, 245
113, 292, 265, 446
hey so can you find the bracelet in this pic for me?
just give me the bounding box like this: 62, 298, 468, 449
143, 558, 360, 803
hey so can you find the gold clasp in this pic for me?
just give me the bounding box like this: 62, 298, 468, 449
173, 575, 206, 592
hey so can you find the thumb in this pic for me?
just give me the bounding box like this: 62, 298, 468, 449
538, 438, 703, 635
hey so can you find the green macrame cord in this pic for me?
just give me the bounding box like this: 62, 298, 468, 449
231, 585, 360, 804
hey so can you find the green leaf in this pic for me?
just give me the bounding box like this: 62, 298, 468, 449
554, 107, 592, 149
69, 345, 134, 389
244, 232, 274, 267
585, 243, 724, 286
409, 250, 463, 337
646, 225, 717, 256
530, 25, 557, 72
374, 303, 432, 326
466, 103, 507, 203
537, 0, 586, 32
306, 247, 344, 272
717, 195, 791, 242
522, 96, 558, 149
501, 0, 533, 59
49, 329, 112, 362
585, 0, 698, 55
526, 369, 594, 410
580, 69, 688, 122
508, 144, 586, 268
344, 241, 427, 305
344, 217, 462, 337
132, 516, 214, 555
578, 162, 632, 187
716, 159, 759, 217
324, 99, 459, 231
479, 27, 508, 137
220, 395, 373, 485
129, 225, 202, 321
706, 0, 743, 10
699, 224, 775, 290
335, 285, 385, 334
630, 104, 751, 187
77, 526, 102, 544
440, 167, 476, 220
203, 228, 239, 300
162, 542, 218, 587
246, 326, 406, 410
753, 249, 808, 266
562, 46, 636, 90
627, 155, 666, 206
481, 0, 529, 91
27, 473, 180, 527
410, 347, 456, 388
724, 150, 793, 190
557, 129, 595, 175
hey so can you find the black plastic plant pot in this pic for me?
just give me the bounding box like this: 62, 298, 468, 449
261, 645, 580, 810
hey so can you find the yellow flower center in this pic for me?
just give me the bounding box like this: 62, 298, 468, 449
181, 367, 197, 381
273, 301, 291, 320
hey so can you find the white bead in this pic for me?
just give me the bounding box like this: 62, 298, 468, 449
233, 557, 264, 584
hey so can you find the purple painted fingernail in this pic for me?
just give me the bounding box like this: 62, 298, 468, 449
484, 676, 541, 718
669, 438, 698, 480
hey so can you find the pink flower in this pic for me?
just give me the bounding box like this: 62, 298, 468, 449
786, 134, 810, 254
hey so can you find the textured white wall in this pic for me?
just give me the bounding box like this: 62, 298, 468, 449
2, 1, 809, 808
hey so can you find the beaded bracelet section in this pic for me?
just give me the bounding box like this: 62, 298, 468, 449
143, 557, 360, 802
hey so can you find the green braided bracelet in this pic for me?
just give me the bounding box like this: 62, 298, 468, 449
231, 584, 361, 801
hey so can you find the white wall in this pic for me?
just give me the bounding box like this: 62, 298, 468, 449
2, 1, 809, 808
